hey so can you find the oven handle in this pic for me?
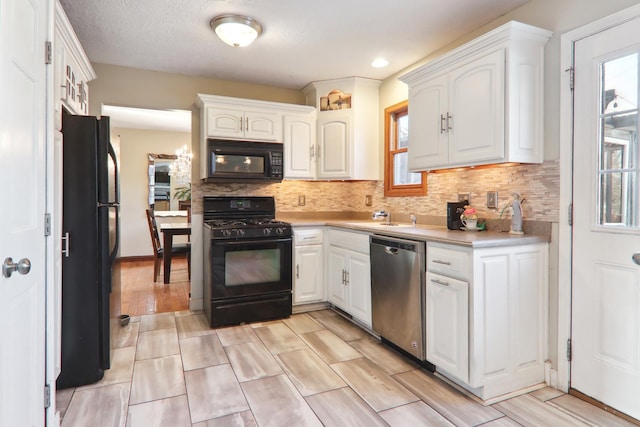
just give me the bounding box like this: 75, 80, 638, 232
211, 237, 292, 246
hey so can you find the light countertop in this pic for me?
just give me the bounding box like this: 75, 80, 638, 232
286, 219, 549, 248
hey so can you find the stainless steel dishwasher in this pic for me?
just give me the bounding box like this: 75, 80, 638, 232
370, 235, 426, 360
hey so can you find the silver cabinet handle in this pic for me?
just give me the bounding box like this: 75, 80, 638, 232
245, 117, 249, 132
633, 252, 640, 265
432, 259, 451, 265
345, 270, 349, 285
440, 114, 447, 134
316, 145, 321, 160
61, 232, 70, 258
431, 278, 450, 287
3, 257, 31, 278
447, 113, 453, 131
310, 145, 315, 160
296, 264, 300, 279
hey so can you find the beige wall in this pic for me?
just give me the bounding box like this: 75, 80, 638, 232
114, 127, 191, 257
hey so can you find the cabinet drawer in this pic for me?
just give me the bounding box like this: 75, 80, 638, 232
328, 228, 370, 254
427, 243, 471, 281
294, 228, 323, 246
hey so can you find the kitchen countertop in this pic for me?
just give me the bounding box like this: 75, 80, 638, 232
286, 219, 550, 248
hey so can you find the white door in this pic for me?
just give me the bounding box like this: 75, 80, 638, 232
0, 0, 48, 425
571, 16, 640, 420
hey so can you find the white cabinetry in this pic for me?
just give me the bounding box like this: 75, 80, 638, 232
400, 21, 551, 171
53, 0, 95, 130
206, 108, 281, 141
302, 77, 380, 180
283, 110, 317, 179
293, 228, 324, 305
426, 241, 549, 401
196, 94, 316, 180
326, 228, 372, 327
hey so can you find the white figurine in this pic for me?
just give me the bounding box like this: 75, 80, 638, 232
510, 192, 524, 234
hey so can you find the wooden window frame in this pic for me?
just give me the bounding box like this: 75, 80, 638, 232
384, 100, 427, 197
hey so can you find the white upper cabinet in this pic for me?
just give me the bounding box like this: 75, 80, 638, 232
206, 107, 282, 141
302, 77, 380, 180
53, 0, 96, 130
400, 21, 552, 171
196, 94, 315, 180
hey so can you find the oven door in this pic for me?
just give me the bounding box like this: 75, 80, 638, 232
208, 237, 292, 299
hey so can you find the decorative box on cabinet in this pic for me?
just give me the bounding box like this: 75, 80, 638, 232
426, 241, 549, 401
326, 228, 372, 327
53, 0, 96, 130
293, 228, 324, 304
302, 77, 380, 180
196, 94, 316, 180
399, 21, 552, 171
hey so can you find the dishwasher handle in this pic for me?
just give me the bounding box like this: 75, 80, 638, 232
384, 246, 399, 255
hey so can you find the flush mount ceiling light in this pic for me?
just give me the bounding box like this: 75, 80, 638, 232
210, 14, 263, 47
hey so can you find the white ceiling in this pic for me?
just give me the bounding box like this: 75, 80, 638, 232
59, 0, 529, 91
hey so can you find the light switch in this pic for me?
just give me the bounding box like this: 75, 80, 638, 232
487, 191, 498, 209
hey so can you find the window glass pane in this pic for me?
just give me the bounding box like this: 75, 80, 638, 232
599, 53, 639, 227
393, 152, 421, 185
397, 114, 409, 149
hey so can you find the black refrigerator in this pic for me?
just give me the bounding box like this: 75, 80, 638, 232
57, 113, 121, 389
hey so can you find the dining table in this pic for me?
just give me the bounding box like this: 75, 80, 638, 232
159, 222, 191, 284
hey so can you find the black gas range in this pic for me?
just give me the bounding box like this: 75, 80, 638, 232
203, 196, 293, 327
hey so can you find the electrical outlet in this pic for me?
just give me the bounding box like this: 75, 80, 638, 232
487, 191, 498, 209
458, 193, 470, 203
298, 195, 305, 206
365, 195, 372, 206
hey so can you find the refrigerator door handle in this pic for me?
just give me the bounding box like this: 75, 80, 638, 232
107, 142, 120, 263
61, 232, 70, 257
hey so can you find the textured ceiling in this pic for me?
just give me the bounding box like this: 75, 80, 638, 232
59, 0, 529, 91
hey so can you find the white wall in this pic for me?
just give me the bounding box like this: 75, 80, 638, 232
115, 127, 191, 257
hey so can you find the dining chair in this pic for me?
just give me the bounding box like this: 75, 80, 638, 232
145, 209, 190, 282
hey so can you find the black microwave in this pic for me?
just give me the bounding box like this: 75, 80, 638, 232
206, 139, 284, 183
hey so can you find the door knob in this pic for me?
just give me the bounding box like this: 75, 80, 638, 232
2, 257, 31, 278
633, 252, 640, 266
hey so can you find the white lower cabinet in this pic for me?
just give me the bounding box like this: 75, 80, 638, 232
426, 241, 549, 401
326, 228, 372, 327
293, 228, 324, 305
426, 271, 469, 383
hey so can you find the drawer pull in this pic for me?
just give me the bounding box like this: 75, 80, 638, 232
431, 278, 450, 287
432, 259, 451, 265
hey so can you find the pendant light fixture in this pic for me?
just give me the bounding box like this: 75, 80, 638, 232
210, 14, 263, 47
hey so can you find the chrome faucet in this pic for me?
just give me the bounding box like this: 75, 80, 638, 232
372, 210, 391, 225
410, 214, 417, 228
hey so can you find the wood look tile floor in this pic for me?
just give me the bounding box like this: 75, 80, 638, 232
57, 309, 638, 427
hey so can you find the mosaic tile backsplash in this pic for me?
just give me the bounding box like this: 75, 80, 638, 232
193, 160, 559, 224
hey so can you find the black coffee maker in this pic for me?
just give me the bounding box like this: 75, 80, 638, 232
447, 200, 468, 230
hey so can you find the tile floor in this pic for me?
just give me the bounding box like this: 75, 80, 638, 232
57, 309, 637, 427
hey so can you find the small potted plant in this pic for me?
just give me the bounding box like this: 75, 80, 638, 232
460, 205, 478, 230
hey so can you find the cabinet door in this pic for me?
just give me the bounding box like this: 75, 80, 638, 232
346, 252, 372, 327
206, 108, 245, 138
317, 115, 350, 179
294, 245, 324, 304
448, 49, 505, 165
245, 111, 282, 141
284, 115, 316, 179
408, 74, 449, 170
327, 247, 348, 310
426, 271, 469, 382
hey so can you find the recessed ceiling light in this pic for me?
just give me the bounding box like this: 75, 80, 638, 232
210, 14, 263, 47
371, 58, 389, 68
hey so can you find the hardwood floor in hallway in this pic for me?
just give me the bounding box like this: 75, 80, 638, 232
120, 258, 190, 316
55, 309, 638, 427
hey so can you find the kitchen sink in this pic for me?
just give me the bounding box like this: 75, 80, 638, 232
344, 222, 415, 228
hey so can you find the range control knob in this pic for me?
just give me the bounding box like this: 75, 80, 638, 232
235, 229, 245, 237
275, 227, 285, 235
221, 229, 232, 238
263, 228, 272, 236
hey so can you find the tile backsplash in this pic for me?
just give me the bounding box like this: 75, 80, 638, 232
193, 160, 559, 223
